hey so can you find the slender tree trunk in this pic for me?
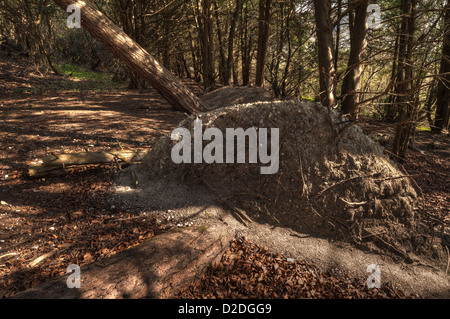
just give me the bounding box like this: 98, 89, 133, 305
433, 0, 450, 132
116, 0, 144, 89
255, 0, 272, 87
224, 0, 241, 85
392, 0, 417, 159
281, 2, 294, 98
313, 0, 336, 108
53, 0, 209, 114
197, 0, 216, 90
334, 0, 342, 73
188, 30, 202, 82
269, 2, 285, 97
241, 0, 252, 86
213, 1, 227, 84
385, 24, 400, 122
340, 0, 370, 118
162, 13, 172, 71
181, 52, 192, 79
233, 53, 239, 84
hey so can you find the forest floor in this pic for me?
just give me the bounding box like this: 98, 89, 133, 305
0, 54, 448, 299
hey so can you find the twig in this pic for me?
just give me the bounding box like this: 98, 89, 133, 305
361, 230, 388, 239
445, 245, 449, 276
117, 139, 124, 150
113, 156, 122, 171
297, 154, 309, 199
365, 229, 410, 260
373, 173, 424, 182
28, 243, 72, 267
0, 252, 17, 260
339, 197, 368, 206
28, 250, 58, 267
397, 162, 425, 204
313, 173, 379, 197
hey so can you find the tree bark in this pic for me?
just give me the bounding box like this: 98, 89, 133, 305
28, 150, 148, 178
197, 0, 216, 90
334, 0, 342, 73
392, 0, 417, 159
53, 0, 209, 114
115, 0, 145, 90
224, 0, 241, 85
255, 0, 272, 87
241, 0, 252, 86
433, 0, 450, 132
340, 0, 370, 118
385, 24, 400, 122
213, 0, 227, 84
313, 0, 336, 108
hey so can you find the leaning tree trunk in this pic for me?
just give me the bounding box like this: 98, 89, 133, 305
53, 0, 209, 114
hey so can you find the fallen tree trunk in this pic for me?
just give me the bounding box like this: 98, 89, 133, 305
42, 150, 147, 167
10, 224, 233, 299
28, 150, 147, 178
53, 0, 210, 114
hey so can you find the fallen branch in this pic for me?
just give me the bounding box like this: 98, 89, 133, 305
42, 150, 147, 167
28, 244, 71, 267
28, 149, 147, 178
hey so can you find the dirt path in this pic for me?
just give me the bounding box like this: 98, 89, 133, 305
113, 176, 449, 299
0, 87, 192, 297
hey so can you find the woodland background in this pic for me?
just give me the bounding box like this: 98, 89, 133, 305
0, 0, 449, 158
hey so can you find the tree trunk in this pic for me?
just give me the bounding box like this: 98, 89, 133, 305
53, 0, 209, 114
241, 0, 252, 86
313, 0, 336, 108
433, 0, 450, 132
116, 0, 145, 90
188, 30, 202, 82
334, 0, 342, 73
255, 0, 272, 87
162, 13, 172, 72
340, 0, 369, 118
213, 0, 227, 84
28, 150, 148, 178
385, 24, 400, 122
224, 0, 241, 85
197, 0, 216, 90
392, 0, 417, 159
